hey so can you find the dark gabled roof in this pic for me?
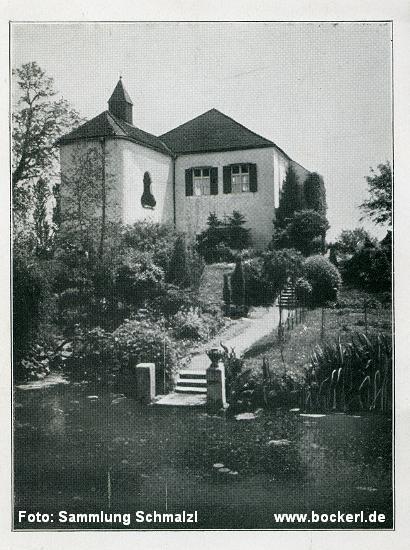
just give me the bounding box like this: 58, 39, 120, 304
159, 108, 284, 155
109, 78, 133, 105
57, 110, 172, 156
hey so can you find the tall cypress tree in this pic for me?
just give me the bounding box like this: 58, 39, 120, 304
231, 258, 246, 306
276, 164, 302, 228
167, 235, 189, 287
303, 172, 327, 216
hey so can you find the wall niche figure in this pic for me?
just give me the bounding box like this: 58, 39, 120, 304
141, 171, 156, 209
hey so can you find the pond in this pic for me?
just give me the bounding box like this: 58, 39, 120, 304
13, 378, 392, 529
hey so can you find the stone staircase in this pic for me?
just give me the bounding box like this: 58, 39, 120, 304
154, 368, 207, 407
278, 284, 297, 309
175, 370, 207, 395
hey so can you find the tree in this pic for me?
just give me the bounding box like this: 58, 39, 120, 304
303, 172, 327, 216
231, 258, 246, 306
360, 161, 392, 226
167, 235, 189, 287
336, 228, 376, 254
227, 211, 251, 250
60, 144, 110, 257
12, 62, 82, 221
271, 210, 329, 256
276, 164, 302, 227
32, 177, 52, 257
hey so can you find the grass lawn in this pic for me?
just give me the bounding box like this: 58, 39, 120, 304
242, 287, 392, 386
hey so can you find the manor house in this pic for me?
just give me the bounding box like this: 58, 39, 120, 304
58, 79, 310, 249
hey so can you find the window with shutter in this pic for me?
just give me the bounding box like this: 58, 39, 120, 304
223, 163, 257, 194
186, 167, 218, 196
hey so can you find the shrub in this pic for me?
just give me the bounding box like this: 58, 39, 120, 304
243, 257, 273, 306
172, 309, 208, 340
121, 221, 178, 272
342, 241, 391, 292
113, 319, 177, 392
303, 255, 342, 305
115, 250, 164, 306
228, 357, 303, 412
196, 211, 251, 263
13, 252, 56, 366
64, 326, 119, 381
151, 284, 198, 316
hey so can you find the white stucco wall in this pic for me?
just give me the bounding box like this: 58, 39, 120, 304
119, 140, 174, 226
175, 147, 289, 250
60, 138, 174, 227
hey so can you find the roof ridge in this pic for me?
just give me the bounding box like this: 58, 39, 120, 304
159, 109, 216, 138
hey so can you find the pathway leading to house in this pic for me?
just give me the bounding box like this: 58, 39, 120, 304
155, 304, 287, 407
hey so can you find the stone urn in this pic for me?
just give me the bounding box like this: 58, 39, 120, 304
207, 348, 222, 368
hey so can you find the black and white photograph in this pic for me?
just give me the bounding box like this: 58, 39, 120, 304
10, 19, 395, 534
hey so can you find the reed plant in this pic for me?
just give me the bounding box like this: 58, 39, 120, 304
305, 332, 392, 413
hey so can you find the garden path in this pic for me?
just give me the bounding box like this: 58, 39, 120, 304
188, 305, 284, 372
155, 305, 287, 407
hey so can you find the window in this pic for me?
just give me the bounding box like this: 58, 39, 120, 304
223, 163, 257, 194
193, 168, 210, 196
185, 167, 218, 196
231, 164, 250, 193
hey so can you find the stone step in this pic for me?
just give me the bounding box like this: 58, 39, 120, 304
176, 379, 207, 388
154, 393, 206, 407
175, 386, 207, 394
178, 370, 206, 379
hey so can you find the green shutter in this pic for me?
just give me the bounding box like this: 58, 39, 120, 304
185, 168, 193, 196
210, 167, 218, 195
223, 166, 232, 194
249, 163, 257, 192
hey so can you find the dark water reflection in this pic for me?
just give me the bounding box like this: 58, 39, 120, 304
14, 380, 392, 529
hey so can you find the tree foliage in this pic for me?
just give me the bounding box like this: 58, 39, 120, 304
360, 161, 392, 226
32, 177, 52, 257
12, 62, 82, 220
167, 235, 189, 287
303, 172, 327, 216
196, 211, 251, 263
271, 210, 329, 256
276, 165, 302, 227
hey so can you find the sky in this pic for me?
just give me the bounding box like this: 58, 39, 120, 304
11, 22, 392, 241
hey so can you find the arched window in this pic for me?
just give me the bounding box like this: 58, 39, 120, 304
141, 171, 156, 209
